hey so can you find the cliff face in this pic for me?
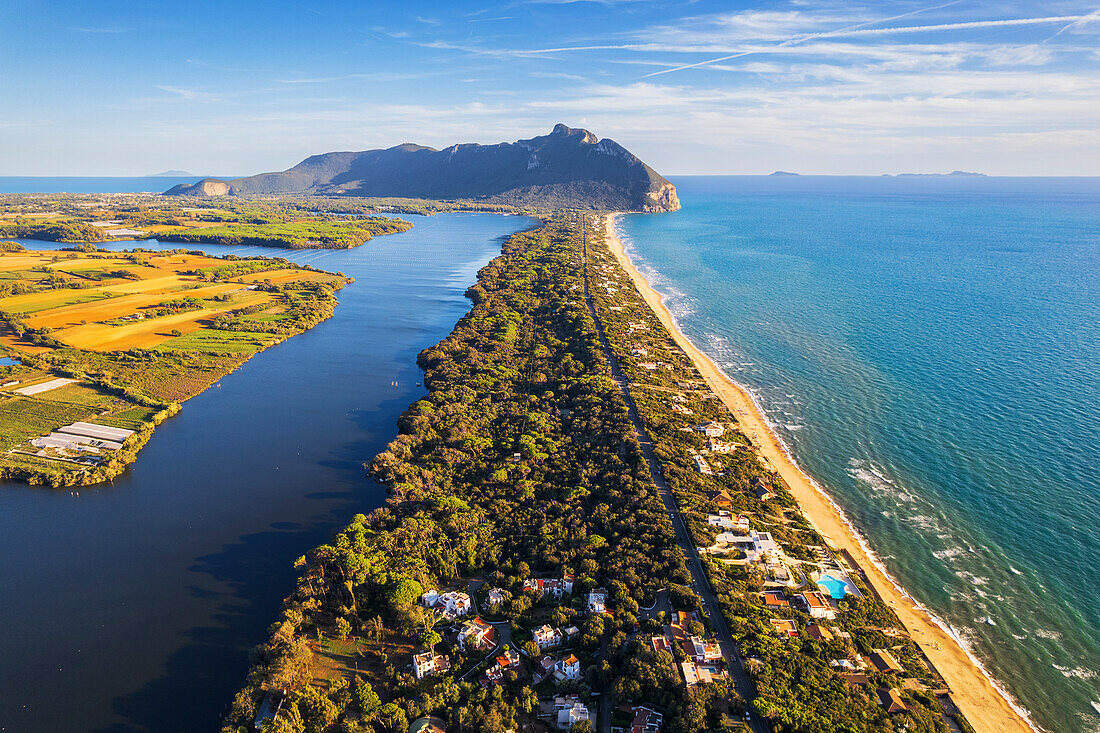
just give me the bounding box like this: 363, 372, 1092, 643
165, 124, 679, 212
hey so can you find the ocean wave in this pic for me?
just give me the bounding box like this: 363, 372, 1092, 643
1052, 665, 1097, 680
607, 213, 1042, 733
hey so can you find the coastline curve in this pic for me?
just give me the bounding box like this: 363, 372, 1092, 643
604, 212, 1038, 733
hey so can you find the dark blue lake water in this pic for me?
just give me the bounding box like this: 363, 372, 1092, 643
0, 213, 533, 732
619, 176, 1100, 733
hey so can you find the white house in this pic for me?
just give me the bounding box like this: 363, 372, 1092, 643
553, 696, 590, 730
707, 511, 749, 532
421, 590, 472, 620
799, 591, 837, 620
692, 453, 712, 475
534, 624, 564, 650
586, 588, 609, 614
457, 617, 496, 650
750, 530, 780, 560
487, 587, 506, 607
413, 652, 450, 680
695, 421, 725, 437
684, 636, 722, 662
555, 653, 582, 681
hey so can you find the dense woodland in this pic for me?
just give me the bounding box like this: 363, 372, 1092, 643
225, 213, 963, 733
223, 216, 742, 733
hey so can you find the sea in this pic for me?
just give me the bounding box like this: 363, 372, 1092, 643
0, 176, 211, 193
618, 175, 1100, 733
0, 192, 533, 731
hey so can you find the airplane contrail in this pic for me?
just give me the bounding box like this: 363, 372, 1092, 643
643, 8, 1084, 78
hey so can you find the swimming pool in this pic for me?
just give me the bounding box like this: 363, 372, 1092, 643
817, 574, 851, 599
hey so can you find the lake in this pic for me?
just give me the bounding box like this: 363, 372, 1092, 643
0, 213, 533, 732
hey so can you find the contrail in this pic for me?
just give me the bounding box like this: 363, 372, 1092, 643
643, 7, 1083, 78
1050, 7, 1100, 37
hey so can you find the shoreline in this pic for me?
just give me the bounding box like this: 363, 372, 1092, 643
603, 213, 1036, 733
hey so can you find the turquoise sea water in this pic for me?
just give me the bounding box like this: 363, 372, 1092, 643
618, 176, 1099, 733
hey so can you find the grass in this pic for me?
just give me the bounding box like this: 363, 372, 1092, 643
0, 396, 97, 450
1, 289, 116, 315
154, 328, 277, 354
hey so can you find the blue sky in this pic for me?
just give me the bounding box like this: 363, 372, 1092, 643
2, 0, 1098, 175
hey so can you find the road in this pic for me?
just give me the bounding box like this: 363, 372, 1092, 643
579, 215, 769, 733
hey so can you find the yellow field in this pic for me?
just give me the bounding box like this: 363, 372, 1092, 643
0, 288, 111, 314
0, 255, 59, 271
54, 294, 272, 350
24, 283, 244, 329
0, 252, 311, 353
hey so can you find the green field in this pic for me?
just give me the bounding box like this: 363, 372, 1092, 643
2, 290, 116, 315
0, 397, 94, 451
153, 328, 278, 354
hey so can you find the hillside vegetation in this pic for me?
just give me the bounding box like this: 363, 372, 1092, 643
165, 124, 681, 213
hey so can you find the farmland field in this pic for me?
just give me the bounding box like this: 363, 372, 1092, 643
0, 247, 351, 485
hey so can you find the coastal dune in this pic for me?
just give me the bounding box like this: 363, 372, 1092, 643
603, 214, 1035, 733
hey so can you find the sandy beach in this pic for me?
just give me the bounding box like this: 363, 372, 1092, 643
603, 214, 1035, 733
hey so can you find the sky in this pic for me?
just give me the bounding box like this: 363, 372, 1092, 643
1, 0, 1098, 176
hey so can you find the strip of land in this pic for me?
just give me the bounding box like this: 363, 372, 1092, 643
604, 213, 1035, 733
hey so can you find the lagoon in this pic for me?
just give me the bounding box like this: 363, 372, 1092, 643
0, 213, 532, 732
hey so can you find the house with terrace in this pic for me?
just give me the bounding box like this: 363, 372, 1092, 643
683, 636, 722, 663
555, 653, 582, 681
695, 421, 725, 437
586, 587, 609, 614
458, 617, 496, 651
534, 624, 564, 650
413, 652, 450, 680
421, 589, 472, 620
708, 510, 749, 532
798, 591, 836, 620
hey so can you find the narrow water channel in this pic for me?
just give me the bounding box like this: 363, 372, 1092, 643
0, 214, 533, 733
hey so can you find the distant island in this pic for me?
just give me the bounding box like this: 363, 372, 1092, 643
147, 170, 195, 177
769, 170, 800, 176
165, 124, 681, 212
887, 171, 987, 177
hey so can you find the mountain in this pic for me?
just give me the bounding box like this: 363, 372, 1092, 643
769, 171, 800, 176
148, 170, 195, 177
164, 124, 680, 212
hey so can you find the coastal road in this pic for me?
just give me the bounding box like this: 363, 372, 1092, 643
579, 215, 769, 733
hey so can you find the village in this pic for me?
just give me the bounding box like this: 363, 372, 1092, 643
401, 571, 719, 732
